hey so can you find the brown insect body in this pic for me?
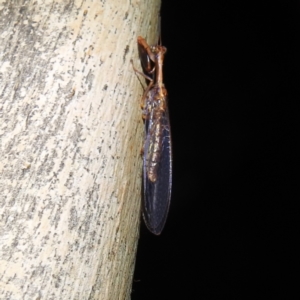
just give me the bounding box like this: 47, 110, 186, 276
139, 38, 167, 183
132, 36, 172, 235
144, 84, 167, 183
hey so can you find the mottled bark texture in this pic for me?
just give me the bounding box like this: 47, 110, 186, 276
0, 0, 160, 299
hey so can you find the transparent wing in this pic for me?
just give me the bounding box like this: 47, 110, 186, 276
143, 107, 172, 235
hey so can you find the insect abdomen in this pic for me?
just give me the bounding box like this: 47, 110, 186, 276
147, 111, 163, 182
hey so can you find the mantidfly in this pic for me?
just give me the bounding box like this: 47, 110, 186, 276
131, 36, 172, 235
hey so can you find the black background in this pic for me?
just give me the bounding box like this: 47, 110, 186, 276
132, 2, 298, 299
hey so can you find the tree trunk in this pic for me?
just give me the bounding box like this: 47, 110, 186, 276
0, 1, 161, 299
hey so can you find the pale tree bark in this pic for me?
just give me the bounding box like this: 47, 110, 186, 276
0, 0, 161, 299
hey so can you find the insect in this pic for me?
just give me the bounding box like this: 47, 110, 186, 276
131, 36, 172, 235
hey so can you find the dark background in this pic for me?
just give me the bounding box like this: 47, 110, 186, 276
132, 2, 298, 299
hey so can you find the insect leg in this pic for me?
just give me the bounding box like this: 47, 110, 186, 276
137, 36, 156, 62
130, 59, 154, 110
130, 59, 153, 82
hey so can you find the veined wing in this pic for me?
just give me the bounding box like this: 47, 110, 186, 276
143, 104, 172, 235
